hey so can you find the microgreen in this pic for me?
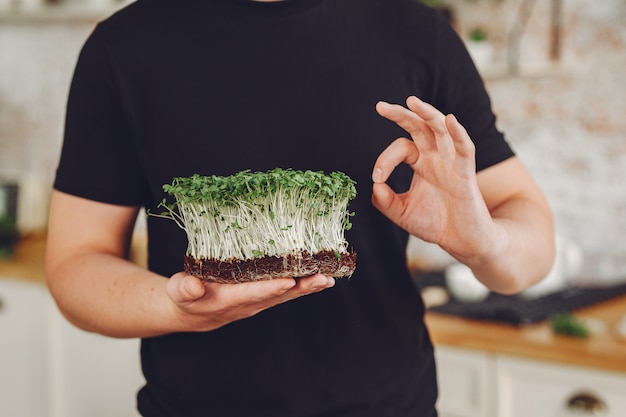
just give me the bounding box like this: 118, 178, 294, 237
153, 168, 357, 261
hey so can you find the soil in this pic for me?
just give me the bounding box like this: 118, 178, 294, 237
183, 250, 357, 283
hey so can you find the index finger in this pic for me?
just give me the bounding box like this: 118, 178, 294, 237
375, 100, 426, 136
216, 274, 334, 305
405, 96, 448, 136
372, 137, 419, 184
376, 100, 437, 154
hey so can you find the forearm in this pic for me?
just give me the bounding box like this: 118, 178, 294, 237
461, 195, 555, 294
47, 251, 180, 338
46, 191, 336, 339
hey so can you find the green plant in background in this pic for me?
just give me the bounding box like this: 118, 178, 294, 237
155, 168, 357, 262
468, 27, 488, 42
549, 313, 590, 339
0, 215, 16, 234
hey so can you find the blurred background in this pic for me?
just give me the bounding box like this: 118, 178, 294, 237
1, 1, 625, 417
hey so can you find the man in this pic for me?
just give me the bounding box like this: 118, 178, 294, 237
46, 0, 554, 415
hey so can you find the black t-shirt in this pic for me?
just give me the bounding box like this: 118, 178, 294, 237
55, 0, 513, 416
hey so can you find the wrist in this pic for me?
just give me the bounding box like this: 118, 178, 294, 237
447, 220, 526, 294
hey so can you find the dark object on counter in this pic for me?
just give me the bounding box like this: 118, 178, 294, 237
0, 182, 19, 259
415, 272, 626, 325
549, 313, 590, 338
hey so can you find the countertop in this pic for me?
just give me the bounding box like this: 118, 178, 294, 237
0, 234, 47, 284
0, 233, 147, 284
425, 297, 626, 374
3, 235, 625, 373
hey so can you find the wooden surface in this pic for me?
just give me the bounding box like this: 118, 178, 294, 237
3, 235, 625, 373
0, 234, 47, 284
425, 294, 626, 373
0, 233, 148, 284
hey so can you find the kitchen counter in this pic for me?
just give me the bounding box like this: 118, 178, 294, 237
0, 232, 147, 284
3, 235, 625, 374
0, 234, 47, 284
425, 295, 626, 374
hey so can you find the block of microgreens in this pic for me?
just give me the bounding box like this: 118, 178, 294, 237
154, 168, 357, 283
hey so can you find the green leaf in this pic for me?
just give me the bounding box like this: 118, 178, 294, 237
549, 313, 590, 339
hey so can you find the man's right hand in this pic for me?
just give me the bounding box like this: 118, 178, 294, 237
166, 272, 335, 332
46, 190, 335, 339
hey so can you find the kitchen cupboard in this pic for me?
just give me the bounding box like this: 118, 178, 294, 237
435, 347, 494, 417
0, 279, 50, 417
0, 278, 144, 417
48, 305, 144, 417
435, 345, 626, 417
495, 355, 626, 417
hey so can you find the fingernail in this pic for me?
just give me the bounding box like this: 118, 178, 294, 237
184, 278, 201, 298
310, 276, 334, 291
372, 167, 383, 183
376, 101, 392, 113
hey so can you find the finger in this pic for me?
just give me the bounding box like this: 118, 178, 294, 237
235, 274, 334, 310
405, 96, 448, 136
166, 272, 207, 304
406, 96, 455, 159
292, 274, 336, 294
273, 274, 335, 300
376, 100, 436, 153
372, 138, 419, 184
371, 182, 403, 222
445, 114, 476, 161
376, 100, 426, 136
217, 277, 298, 305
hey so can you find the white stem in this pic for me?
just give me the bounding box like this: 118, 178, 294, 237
173, 185, 352, 261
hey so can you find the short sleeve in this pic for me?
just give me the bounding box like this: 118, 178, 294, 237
54, 25, 149, 206
430, 17, 514, 171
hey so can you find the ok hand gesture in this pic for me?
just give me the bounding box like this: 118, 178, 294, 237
372, 96, 499, 262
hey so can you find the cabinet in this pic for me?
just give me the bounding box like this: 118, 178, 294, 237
435, 347, 493, 417
0, 279, 50, 417
0, 278, 144, 417
495, 355, 626, 417
435, 345, 626, 417
48, 306, 144, 417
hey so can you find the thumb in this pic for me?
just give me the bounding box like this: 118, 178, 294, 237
372, 182, 402, 222
167, 272, 207, 304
